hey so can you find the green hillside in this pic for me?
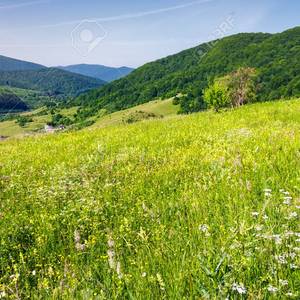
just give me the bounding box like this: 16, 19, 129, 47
0, 99, 300, 298
0, 99, 178, 138
0, 86, 54, 109
0, 55, 45, 71
0, 68, 106, 97
76, 27, 300, 114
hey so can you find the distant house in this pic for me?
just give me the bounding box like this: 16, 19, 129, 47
44, 125, 55, 133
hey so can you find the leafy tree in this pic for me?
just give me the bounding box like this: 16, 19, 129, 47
204, 67, 257, 111
225, 67, 257, 107
16, 115, 33, 127
203, 80, 231, 112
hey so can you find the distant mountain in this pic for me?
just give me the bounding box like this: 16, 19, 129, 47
0, 55, 107, 98
58, 64, 134, 82
76, 26, 300, 114
0, 55, 45, 71
0, 68, 106, 97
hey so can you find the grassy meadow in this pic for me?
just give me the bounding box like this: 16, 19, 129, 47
0, 99, 300, 299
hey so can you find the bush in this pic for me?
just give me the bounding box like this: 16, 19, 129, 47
203, 81, 231, 112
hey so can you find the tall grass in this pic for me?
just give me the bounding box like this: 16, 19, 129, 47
0, 100, 300, 299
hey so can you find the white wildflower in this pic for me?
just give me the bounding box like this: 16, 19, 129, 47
199, 224, 210, 236
251, 212, 259, 217
289, 252, 297, 260
74, 229, 86, 251
290, 264, 298, 270
232, 283, 247, 294
116, 261, 123, 279
263, 214, 269, 220
142, 272, 147, 277
274, 236, 282, 245
286, 292, 294, 297
279, 279, 288, 286
294, 247, 300, 252
287, 212, 298, 219
107, 249, 115, 269
283, 199, 292, 205
0, 291, 6, 299
199, 224, 209, 232
32, 270, 36, 276
255, 225, 263, 231
275, 255, 287, 264
267, 285, 278, 293
283, 191, 290, 195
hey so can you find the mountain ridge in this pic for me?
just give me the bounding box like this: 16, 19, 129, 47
75, 26, 300, 114
58, 64, 134, 82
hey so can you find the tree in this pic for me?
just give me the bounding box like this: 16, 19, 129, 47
226, 67, 257, 107
203, 80, 231, 112
203, 67, 257, 111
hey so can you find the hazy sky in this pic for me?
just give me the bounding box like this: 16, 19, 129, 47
0, 0, 299, 67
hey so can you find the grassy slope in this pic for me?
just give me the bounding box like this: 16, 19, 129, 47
92, 98, 179, 129
0, 100, 300, 298
0, 99, 178, 138
0, 107, 78, 137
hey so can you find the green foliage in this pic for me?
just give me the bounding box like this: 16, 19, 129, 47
47, 113, 72, 127
123, 110, 162, 124
15, 115, 33, 127
0, 100, 300, 298
0, 68, 105, 97
0, 91, 28, 113
204, 80, 231, 111
204, 67, 257, 111
75, 27, 300, 115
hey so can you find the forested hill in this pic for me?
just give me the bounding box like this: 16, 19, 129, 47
0, 68, 106, 97
76, 26, 300, 113
0, 55, 45, 71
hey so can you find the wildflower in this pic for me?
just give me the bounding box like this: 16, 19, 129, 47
142, 272, 147, 277
283, 199, 292, 205
279, 279, 288, 286
290, 264, 298, 270
232, 283, 247, 294
74, 230, 81, 244
287, 212, 298, 219
275, 255, 287, 264
116, 261, 123, 279
199, 224, 210, 236
286, 292, 294, 297
255, 225, 263, 231
274, 235, 282, 245
267, 285, 278, 293
74, 229, 86, 251
156, 273, 165, 291
294, 247, 300, 252
199, 224, 209, 232
107, 249, 115, 269
283, 191, 290, 195
0, 291, 6, 299
263, 214, 269, 220
251, 212, 259, 217
32, 270, 36, 276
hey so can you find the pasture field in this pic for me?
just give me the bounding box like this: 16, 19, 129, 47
0, 99, 300, 299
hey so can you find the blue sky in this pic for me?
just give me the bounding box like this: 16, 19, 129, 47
0, 0, 299, 67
